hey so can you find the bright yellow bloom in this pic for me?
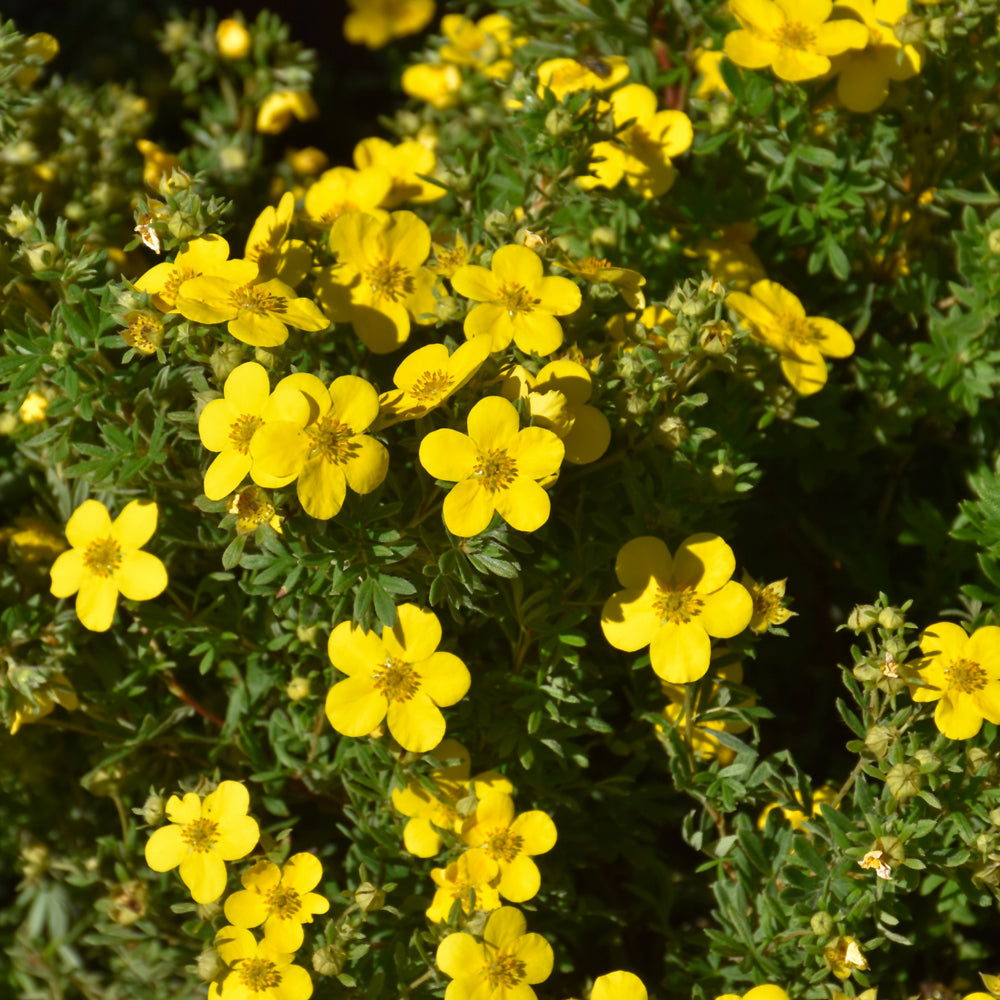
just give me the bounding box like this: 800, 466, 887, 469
316, 210, 438, 353
135, 234, 232, 312
829, 0, 922, 112
286, 147, 330, 176
691, 48, 732, 99
419, 396, 565, 537
391, 739, 514, 857
144, 781, 260, 904
325, 603, 471, 753
120, 311, 164, 355
432, 233, 480, 278
717, 986, 791, 1000
136, 139, 182, 190
209, 925, 313, 1000
436, 906, 554, 1000
427, 848, 501, 922
250, 373, 389, 520
244, 192, 312, 286
13, 32, 59, 88
229, 486, 283, 535
911, 622, 1000, 739
9, 671, 77, 736
500, 361, 611, 465
378, 338, 490, 426
256, 90, 317, 134
579, 84, 693, 199
216, 18, 252, 59
18, 391, 48, 423
402, 63, 463, 109
758, 784, 838, 830
554, 255, 646, 309
601, 534, 753, 684
536, 56, 630, 101
440, 14, 521, 80
726, 280, 854, 394
303, 166, 392, 227
198, 361, 311, 500
343, 0, 434, 49
353, 136, 446, 206
224, 853, 330, 951
824, 936, 868, 979
724, 0, 868, 82
461, 792, 557, 903
452, 244, 581, 356
742, 572, 794, 632
592, 972, 648, 1000
49, 499, 167, 632
176, 258, 328, 348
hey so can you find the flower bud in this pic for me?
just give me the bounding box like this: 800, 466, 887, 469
20, 843, 51, 881
653, 415, 688, 450
863, 725, 895, 759
253, 347, 280, 369
287, 147, 330, 176
912, 748, 940, 772
195, 899, 223, 922
810, 911, 834, 936
545, 107, 575, 137
886, 761, 921, 800
216, 18, 252, 59
590, 225, 617, 248
847, 604, 880, 631
894, 13, 925, 45
141, 793, 165, 826
434, 294, 460, 322
990, 807, 1000, 828
312, 944, 346, 977
167, 209, 199, 240
286, 676, 312, 701
196, 947, 225, 981
24, 241, 56, 272
699, 320, 732, 355
483, 210, 509, 237
709, 102, 733, 128
210, 343, 245, 383
354, 881, 385, 913
665, 328, 692, 353
928, 17, 947, 40
988, 230, 1000, 256
878, 606, 905, 630
967, 746, 994, 776
107, 880, 148, 925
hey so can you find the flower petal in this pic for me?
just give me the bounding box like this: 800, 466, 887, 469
297, 457, 348, 520
328, 375, 380, 433
649, 620, 711, 683
180, 851, 228, 903
145, 824, 186, 872
494, 478, 552, 532
420, 429, 479, 482
387, 694, 446, 752
325, 675, 387, 736
50, 548, 85, 598
116, 551, 168, 602
328, 621, 388, 676
65, 499, 111, 548
467, 396, 520, 452
76, 575, 119, 632
112, 499, 159, 550
384, 604, 442, 663
443, 479, 496, 537
615, 536, 671, 589
418, 651, 471, 707
698, 580, 754, 637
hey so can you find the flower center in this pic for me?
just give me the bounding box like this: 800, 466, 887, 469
751, 583, 779, 619
498, 281, 538, 316
578, 256, 612, 279
83, 536, 123, 578
320, 200, 359, 224
944, 657, 987, 694
266, 884, 302, 919
238, 956, 282, 993
653, 586, 704, 625
181, 816, 220, 852
473, 449, 518, 493
485, 827, 523, 863
163, 265, 196, 305
229, 283, 286, 316
434, 243, 469, 275
306, 415, 360, 465
123, 314, 163, 354
229, 413, 264, 454
229, 488, 277, 531
778, 314, 821, 351
408, 369, 454, 403
372, 656, 421, 702
367, 258, 411, 302
773, 21, 815, 50
483, 952, 527, 990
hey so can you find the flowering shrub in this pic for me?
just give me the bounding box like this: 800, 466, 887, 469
3, 3, 1000, 1000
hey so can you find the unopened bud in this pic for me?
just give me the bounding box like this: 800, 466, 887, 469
210, 343, 245, 383
590, 225, 617, 248
886, 761, 921, 800
699, 320, 732, 355
196, 948, 225, 981
894, 13, 926, 45
654, 415, 688, 450
810, 911, 834, 936
167, 210, 199, 240
286, 676, 312, 701
664, 328, 692, 353
847, 604, 880, 631
863, 725, 895, 759
912, 748, 940, 772
195, 899, 222, 922
878, 606, 905, 630
928, 17, 947, 40
967, 746, 994, 776
312, 944, 346, 977
107, 880, 148, 925
483, 211, 509, 237
253, 347, 280, 369
141, 794, 165, 826
354, 881, 385, 913
544, 106, 575, 136
988, 230, 1000, 256
25, 241, 56, 272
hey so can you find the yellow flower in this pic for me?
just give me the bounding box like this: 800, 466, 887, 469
18, 391, 48, 423
554, 256, 646, 309
592, 972, 648, 1000
419, 396, 565, 537
316, 210, 438, 353
136, 139, 182, 190
402, 63, 464, 109
209, 925, 313, 1000
691, 48, 732, 99
452, 244, 581, 356
824, 936, 868, 979
198, 361, 311, 500
9, 671, 78, 736
694, 224, 767, 290
579, 84, 693, 198
325, 603, 471, 753
717, 987, 790, 1000
304, 166, 393, 228
829, 0, 923, 112
243, 192, 312, 287
378, 339, 490, 427
725, 280, 854, 394
911, 622, 1000, 739
223, 854, 330, 951
135, 234, 232, 312
742, 572, 794, 632
250, 373, 389, 520
500, 360, 611, 465
256, 90, 318, 134
723, 0, 869, 82
175, 258, 328, 348
758, 784, 838, 830
286, 147, 330, 177
601, 534, 753, 684
120, 311, 164, 355
427, 848, 501, 922
13, 32, 59, 88
49, 499, 168, 632
461, 792, 557, 903
343, 0, 434, 49
436, 906, 554, 1000
229, 487, 283, 535
144, 781, 260, 904
216, 18, 252, 59
536, 56, 630, 101
353, 136, 446, 205
440, 14, 522, 80
432, 233, 480, 278
392, 739, 514, 857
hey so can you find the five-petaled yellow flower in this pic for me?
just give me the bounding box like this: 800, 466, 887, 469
724, 0, 868, 82
601, 534, 753, 684
325, 603, 471, 752
579, 84, 693, 198
144, 780, 260, 904
250, 373, 389, 520
451, 245, 582, 356
224, 853, 330, 951
419, 396, 565, 537
426, 848, 501, 922
436, 906, 554, 1000
209, 925, 313, 1000
343, 0, 434, 50
911, 622, 1000, 740
135, 234, 232, 312
726, 280, 855, 395
49, 499, 168, 632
